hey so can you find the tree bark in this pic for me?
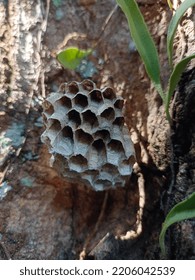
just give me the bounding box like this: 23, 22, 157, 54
0, 0, 194, 259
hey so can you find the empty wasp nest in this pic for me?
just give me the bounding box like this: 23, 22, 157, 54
41, 80, 135, 191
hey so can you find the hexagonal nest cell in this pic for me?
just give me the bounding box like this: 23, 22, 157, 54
41, 80, 135, 191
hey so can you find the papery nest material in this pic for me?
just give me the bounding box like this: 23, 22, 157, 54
41, 80, 135, 191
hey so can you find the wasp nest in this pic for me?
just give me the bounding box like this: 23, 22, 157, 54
41, 80, 135, 191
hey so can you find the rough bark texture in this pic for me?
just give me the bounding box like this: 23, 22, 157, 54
0, 0, 194, 259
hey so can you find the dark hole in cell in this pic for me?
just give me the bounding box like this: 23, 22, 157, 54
69, 154, 88, 167
84, 169, 99, 177
62, 126, 73, 139
68, 82, 79, 94
49, 119, 62, 132
81, 79, 94, 91
82, 110, 98, 127
108, 139, 124, 153
74, 93, 88, 108
121, 159, 129, 167
92, 139, 105, 151
94, 129, 110, 141
76, 129, 93, 144
56, 154, 68, 167
100, 107, 115, 121
56, 96, 71, 109
95, 179, 111, 189
42, 135, 51, 147
114, 98, 124, 109
42, 113, 47, 124
68, 110, 81, 126
127, 155, 135, 166
59, 83, 68, 93
44, 101, 54, 115
119, 158, 134, 176
113, 117, 124, 126
102, 87, 116, 100
102, 163, 118, 173
90, 90, 103, 103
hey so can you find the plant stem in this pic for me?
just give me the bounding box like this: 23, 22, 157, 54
165, 105, 172, 125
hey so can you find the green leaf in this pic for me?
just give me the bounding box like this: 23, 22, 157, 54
116, 0, 164, 100
165, 54, 195, 120
167, 0, 195, 68
159, 192, 195, 257
57, 47, 92, 70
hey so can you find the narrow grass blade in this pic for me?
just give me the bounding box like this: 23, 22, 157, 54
159, 192, 195, 257
57, 47, 92, 70
167, 0, 195, 67
116, 0, 164, 99
165, 54, 195, 117
167, 0, 173, 10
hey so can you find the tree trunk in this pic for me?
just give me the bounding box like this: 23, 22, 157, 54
0, 0, 194, 259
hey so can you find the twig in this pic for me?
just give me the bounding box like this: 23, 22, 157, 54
93, 4, 118, 49
164, 132, 176, 213
87, 232, 110, 256
41, 0, 50, 33
40, 0, 50, 98
117, 167, 145, 240
80, 190, 109, 259
0, 240, 11, 260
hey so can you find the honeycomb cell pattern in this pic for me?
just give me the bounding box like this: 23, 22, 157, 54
41, 80, 135, 191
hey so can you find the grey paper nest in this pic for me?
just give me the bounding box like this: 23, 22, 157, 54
41, 80, 135, 191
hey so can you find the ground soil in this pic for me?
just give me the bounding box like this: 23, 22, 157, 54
0, 0, 194, 259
